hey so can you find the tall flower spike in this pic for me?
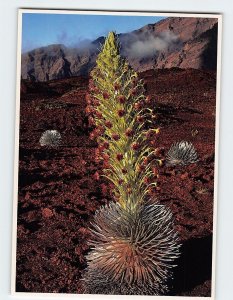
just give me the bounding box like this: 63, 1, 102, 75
87, 31, 160, 211
83, 32, 180, 295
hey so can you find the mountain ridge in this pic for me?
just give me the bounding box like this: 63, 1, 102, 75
21, 17, 218, 81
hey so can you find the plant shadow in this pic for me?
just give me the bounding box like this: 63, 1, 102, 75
168, 234, 213, 296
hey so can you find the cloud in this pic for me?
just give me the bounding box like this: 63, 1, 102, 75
40, 28, 181, 60
121, 30, 180, 59
56, 31, 69, 45
56, 31, 100, 53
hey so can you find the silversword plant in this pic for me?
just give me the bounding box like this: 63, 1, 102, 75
39, 130, 62, 147
83, 32, 180, 295
166, 141, 198, 166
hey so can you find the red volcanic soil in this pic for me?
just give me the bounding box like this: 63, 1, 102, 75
16, 68, 217, 295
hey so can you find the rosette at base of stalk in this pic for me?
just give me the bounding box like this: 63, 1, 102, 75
82, 202, 180, 295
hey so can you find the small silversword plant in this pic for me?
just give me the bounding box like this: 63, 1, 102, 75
39, 130, 62, 147
166, 141, 198, 166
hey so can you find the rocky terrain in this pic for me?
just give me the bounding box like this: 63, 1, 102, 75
21, 17, 218, 81
16, 68, 216, 296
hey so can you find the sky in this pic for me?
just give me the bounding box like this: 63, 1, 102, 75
22, 13, 165, 52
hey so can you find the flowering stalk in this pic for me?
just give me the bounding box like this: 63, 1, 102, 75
86, 32, 160, 213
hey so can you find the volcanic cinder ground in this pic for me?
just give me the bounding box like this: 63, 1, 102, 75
16, 68, 216, 296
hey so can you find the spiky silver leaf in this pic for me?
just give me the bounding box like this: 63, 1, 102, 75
166, 141, 198, 166
39, 130, 62, 147
82, 202, 180, 295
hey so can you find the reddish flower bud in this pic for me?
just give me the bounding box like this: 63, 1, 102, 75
105, 120, 113, 128
150, 140, 157, 147
117, 109, 125, 117
100, 183, 108, 196
134, 102, 142, 110
146, 128, 160, 139
131, 88, 137, 96
90, 132, 96, 140
114, 83, 120, 91
98, 144, 105, 152
152, 114, 157, 121
131, 142, 140, 151
91, 128, 101, 139
116, 153, 123, 161
102, 153, 109, 161
127, 188, 132, 194
85, 106, 94, 115
136, 115, 144, 123
122, 168, 127, 174
153, 148, 160, 156
103, 161, 110, 168
145, 95, 152, 103
103, 92, 109, 99
132, 78, 139, 87
90, 86, 99, 93
144, 177, 150, 184
117, 95, 126, 104
123, 65, 129, 72
85, 94, 92, 105
95, 148, 100, 156
109, 183, 115, 190
93, 99, 100, 106
125, 128, 133, 137
112, 133, 120, 141
93, 172, 100, 181
103, 141, 109, 149
88, 116, 95, 126
98, 126, 105, 134
146, 129, 153, 139
136, 164, 145, 172
95, 111, 102, 119
95, 155, 101, 163
143, 157, 149, 165
148, 187, 156, 195
152, 167, 159, 177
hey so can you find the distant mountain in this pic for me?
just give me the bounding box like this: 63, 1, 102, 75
21, 17, 218, 81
